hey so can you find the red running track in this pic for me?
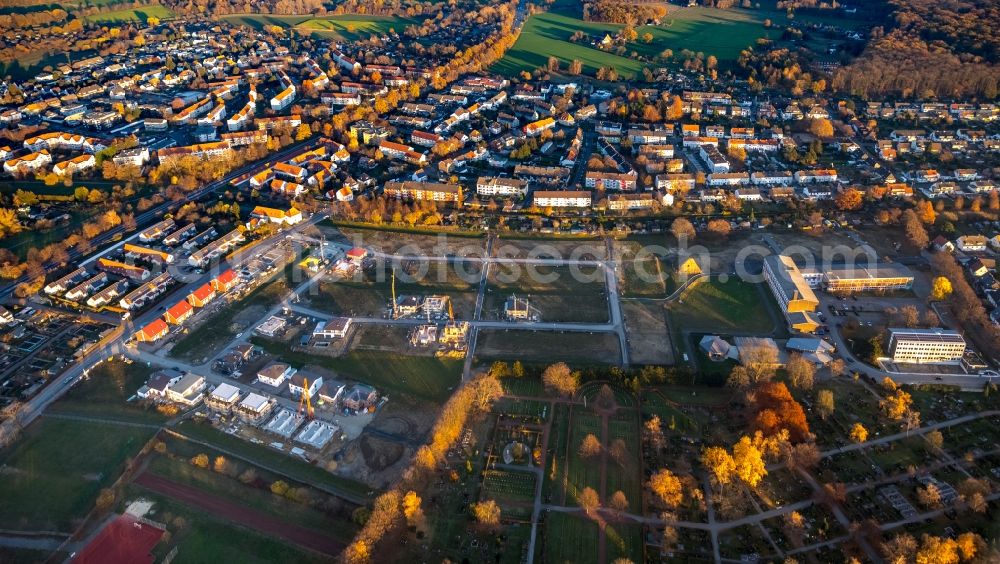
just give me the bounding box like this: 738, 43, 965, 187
135, 472, 345, 556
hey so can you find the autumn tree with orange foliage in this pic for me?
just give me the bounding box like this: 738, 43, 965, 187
834, 187, 863, 211
649, 468, 683, 508
750, 381, 810, 443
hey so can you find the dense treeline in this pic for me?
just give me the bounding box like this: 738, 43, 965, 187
832, 0, 999, 99
0, 7, 64, 29
582, 0, 666, 25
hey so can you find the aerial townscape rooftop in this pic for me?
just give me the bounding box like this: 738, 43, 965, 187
0, 0, 999, 562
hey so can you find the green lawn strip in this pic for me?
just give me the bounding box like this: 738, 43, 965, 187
171, 419, 372, 502
249, 337, 461, 403
544, 402, 570, 503
0, 418, 154, 531
144, 454, 356, 543
566, 409, 603, 503
119, 485, 330, 564
47, 361, 167, 424
606, 415, 642, 508
543, 511, 599, 562
605, 521, 644, 562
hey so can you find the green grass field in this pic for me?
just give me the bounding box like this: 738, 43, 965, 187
83, 4, 173, 24
219, 13, 418, 41
495, 11, 643, 77
494, 6, 777, 78
0, 418, 154, 531
295, 14, 419, 41
49, 360, 166, 424
668, 278, 780, 335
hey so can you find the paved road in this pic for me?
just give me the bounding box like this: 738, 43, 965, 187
0, 533, 77, 552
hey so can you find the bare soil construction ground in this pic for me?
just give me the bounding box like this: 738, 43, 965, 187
622, 301, 674, 365
493, 237, 607, 260
332, 226, 487, 256
475, 329, 621, 365
483, 263, 609, 323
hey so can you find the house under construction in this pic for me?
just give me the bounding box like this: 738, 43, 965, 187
504, 294, 540, 321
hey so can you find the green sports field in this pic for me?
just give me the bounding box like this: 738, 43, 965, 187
495, 5, 779, 78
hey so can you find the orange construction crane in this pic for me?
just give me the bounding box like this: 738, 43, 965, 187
297, 378, 314, 419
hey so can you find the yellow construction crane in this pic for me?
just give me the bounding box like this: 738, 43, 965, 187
297, 378, 314, 420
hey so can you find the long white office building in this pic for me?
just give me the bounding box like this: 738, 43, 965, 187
887, 328, 966, 364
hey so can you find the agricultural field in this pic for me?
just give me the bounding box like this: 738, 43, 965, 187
493, 236, 606, 260
334, 225, 487, 256
494, 11, 644, 78
495, 0, 871, 77
83, 4, 173, 24
0, 418, 154, 531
